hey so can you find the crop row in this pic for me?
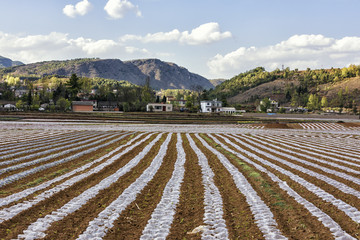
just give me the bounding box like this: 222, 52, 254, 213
0, 129, 359, 239
299, 123, 360, 131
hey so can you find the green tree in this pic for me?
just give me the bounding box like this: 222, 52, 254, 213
80, 77, 92, 94
53, 82, 67, 103
337, 89, 344, 108
260, 98, 271, 112
141, 76, 154, 104
56, 97, 71, 112
16, 100, 24, 110
352, 101, 357, 115
66, 74, 82, 100
161, 95, 167, 103
31, 93, 40, 110
27, 83, 34, 106
185, 94, 197, 112
175, 90, 183, 101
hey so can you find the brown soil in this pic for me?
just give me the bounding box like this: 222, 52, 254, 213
42, 134, 167, 240
287, 123, 303, 129
207, 134, 333, 239
0, 131, 115, 176
167, 134, 205, 240
0, 132, 129, 197
232, 135, 360, 206
220, 134, 360, 238
0, 130, 69, 148
341, 122, 360, 127
192, 134, 264, 239
1, 129, 359, 239
256, 135, 360, 173
275, 135, 360, 155
0, 133, 160, 239
0, 132, 71, 153
263, 123, 292, 129
103, 134, 178, 239
0, 133, 140, 205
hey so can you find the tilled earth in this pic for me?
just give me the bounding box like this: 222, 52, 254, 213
0, 121, 359, 239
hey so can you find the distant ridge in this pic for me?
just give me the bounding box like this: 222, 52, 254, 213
0, 55, 24, 68
1, 58, 213, 90
209, 79, 226, 87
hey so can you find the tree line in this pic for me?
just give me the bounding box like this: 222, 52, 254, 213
0, 74, 156, 112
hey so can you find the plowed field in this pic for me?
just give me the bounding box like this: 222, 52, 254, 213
0, 121, 359, 239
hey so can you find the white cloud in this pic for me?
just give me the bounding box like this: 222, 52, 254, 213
104, 0, 142, 19
120, 22, 232, 45
0, 31, 154, 63
207, 34, 360, 78
143, 29, 182, 43
63, 0, 92, 18
180, 22, 232, 45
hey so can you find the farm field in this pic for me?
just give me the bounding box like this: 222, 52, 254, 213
0, 120, 360, 239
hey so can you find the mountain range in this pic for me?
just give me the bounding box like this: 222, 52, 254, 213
0, 57, 213, 90
0, 56, 24, 68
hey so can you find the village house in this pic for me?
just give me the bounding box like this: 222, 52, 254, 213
72, 101, 94, 112
146, 103, 173, 112
220, 107, 237, 114
200, 99, 222, 113
97, 101, 118, 111
14, 86, 28, 98
256, 98, 279, 112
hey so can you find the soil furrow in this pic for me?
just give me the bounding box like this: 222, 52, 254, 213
214, 134, 360, 239
0, 131, 95, 160
204, 134, 335, 239
102, 134, 177, 239
0, 132, 112, 171
193, 134, 265, 239
233, 134, 360, 194
0, 133, 161, 239
0, 133, 126, 194
217, 134, 360, 238
276, 135, 360, 156
167, 134, 205, 240
39, 134, 166, 240
255, 135, 360, 172
0, 132, 139, 207
243, 134, 360, 178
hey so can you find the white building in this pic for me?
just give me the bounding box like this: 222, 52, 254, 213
146, 103, 173, 112
200, 99, 222, 113
220, 107, 236, 114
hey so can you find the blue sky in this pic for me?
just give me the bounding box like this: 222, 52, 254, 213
1, 0, 360, 79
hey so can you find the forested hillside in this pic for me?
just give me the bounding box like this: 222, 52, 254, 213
209, 65, 360, 111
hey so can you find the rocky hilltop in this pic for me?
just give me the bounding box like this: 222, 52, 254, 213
0, 56, 23, 68
1, 58, 212, 90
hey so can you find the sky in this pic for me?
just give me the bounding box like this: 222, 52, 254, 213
1, 0, 360, 79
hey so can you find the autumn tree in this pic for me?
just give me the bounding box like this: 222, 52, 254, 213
307, 94, 320, 111
320, 96, 328, 108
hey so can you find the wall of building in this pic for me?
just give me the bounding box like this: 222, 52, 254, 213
72, 105, 93, 112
